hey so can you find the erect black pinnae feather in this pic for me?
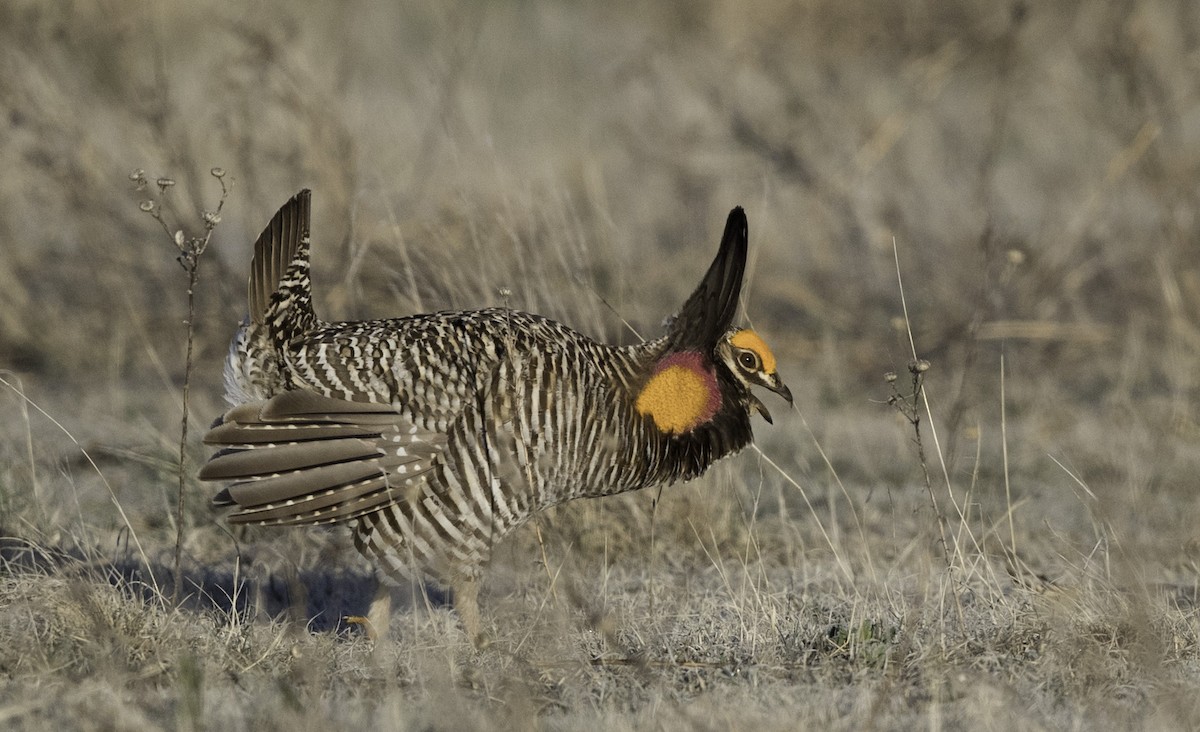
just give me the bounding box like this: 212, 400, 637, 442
667, 207, 748, 351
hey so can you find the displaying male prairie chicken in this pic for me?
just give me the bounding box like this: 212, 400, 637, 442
200, 190, 791, 643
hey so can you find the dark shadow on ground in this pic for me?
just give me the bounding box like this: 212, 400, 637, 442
0, 534, 450, 633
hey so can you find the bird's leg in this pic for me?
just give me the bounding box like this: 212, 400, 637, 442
453, 576, 487, 648
366, 583, 392, 641
346, 581, 392, 642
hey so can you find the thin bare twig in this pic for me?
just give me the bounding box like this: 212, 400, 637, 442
132, 167, 231, 605
888, 236, 967, 632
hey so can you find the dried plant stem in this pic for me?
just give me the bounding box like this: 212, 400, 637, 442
889, 237, 967, 632
889, 241, 951, 570
173, 254, 200, 605
132, 167, 230, 605
1000, 352, 1017, 562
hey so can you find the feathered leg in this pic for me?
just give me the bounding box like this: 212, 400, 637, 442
453, 576, 486, 647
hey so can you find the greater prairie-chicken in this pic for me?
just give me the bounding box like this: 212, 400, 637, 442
200, 190, 790, 642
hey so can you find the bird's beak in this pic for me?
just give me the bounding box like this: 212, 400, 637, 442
766, 374, 793, 406
749, 393, 773, 424
750, 374, 793, 424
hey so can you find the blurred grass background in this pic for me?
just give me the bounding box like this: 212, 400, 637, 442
3, 0, 1200, 729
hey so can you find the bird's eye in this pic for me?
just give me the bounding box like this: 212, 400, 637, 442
738, 351, 760, 371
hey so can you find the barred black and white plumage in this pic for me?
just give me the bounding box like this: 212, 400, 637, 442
200, 190, 791, 642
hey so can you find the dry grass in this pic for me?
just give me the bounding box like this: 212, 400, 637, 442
3, 0, 1200, 729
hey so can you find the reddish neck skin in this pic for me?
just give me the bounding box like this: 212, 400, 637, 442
653, 351, 722, 428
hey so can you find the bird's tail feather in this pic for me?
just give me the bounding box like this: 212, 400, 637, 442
249, 189, 318, 339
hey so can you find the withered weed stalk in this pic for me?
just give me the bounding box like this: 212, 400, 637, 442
131, 167, 231, 605
887, 236, 969, 633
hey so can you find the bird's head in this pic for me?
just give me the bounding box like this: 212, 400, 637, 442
635, 207, 791, 435
715, 328, 792, 425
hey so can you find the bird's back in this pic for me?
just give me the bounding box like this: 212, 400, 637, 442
282, 307, 665, 495
211, 302, 692, 578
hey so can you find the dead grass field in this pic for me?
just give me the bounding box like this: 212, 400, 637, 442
3, 0, 1200, 729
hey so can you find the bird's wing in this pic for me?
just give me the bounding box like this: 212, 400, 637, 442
200, 389, 447, 526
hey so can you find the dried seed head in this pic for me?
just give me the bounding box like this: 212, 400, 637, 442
210, 167, 226, 178
139, 200, 155, 212
884, 371, 898, 383
156, 177, 175, 190
129, 169, 145, 181
174, 230, 185, 247
202, 210, 221, 226
909, 359, 931, 374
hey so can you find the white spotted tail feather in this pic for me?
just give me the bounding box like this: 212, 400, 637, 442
202, 390, 446, 526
